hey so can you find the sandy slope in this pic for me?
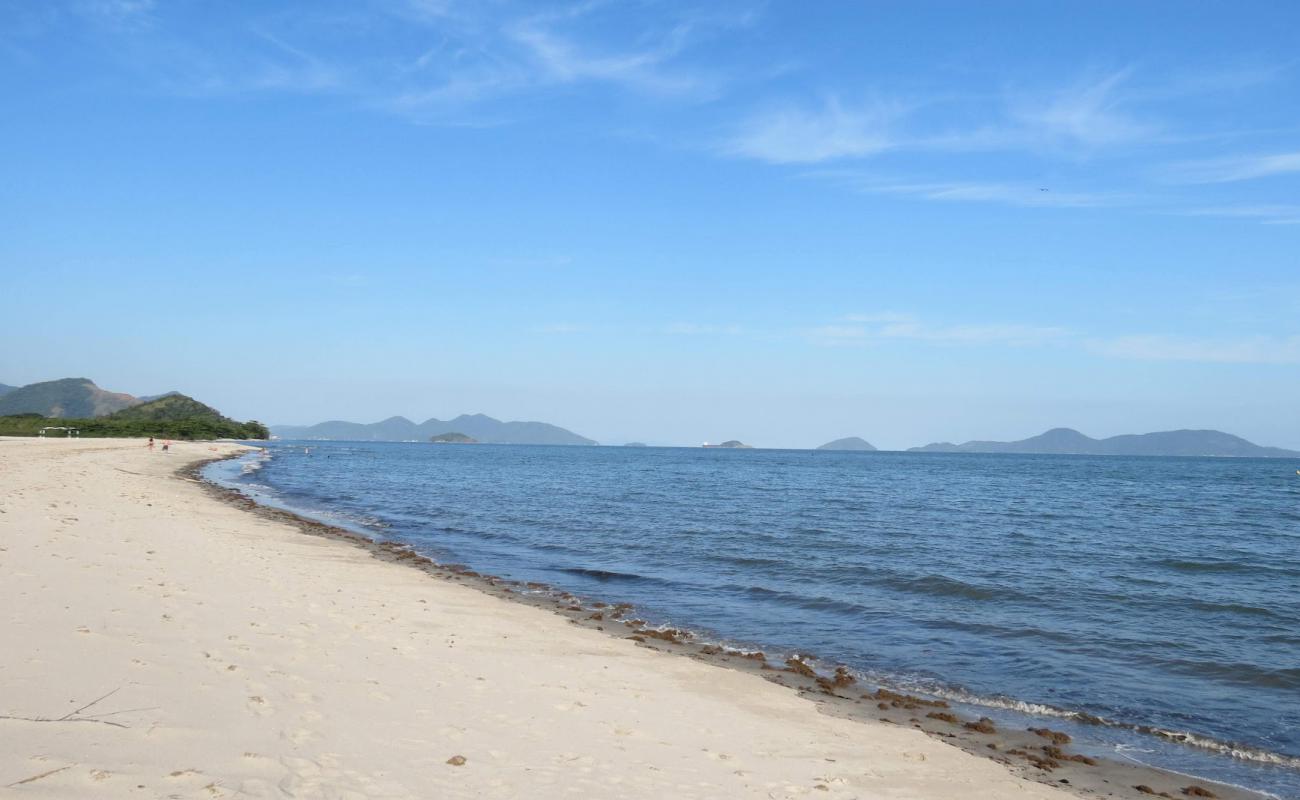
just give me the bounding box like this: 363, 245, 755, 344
0, 438, 1071, 799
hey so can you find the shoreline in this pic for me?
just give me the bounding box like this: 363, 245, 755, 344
195, 448, 1267, 800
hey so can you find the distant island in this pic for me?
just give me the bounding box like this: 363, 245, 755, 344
909, 427, 1300, 458
817, 436, 877, 451
272, 414, 596, 445
430, 432, 476, 444
703, 440, 753, 449
623, 442, 648, 447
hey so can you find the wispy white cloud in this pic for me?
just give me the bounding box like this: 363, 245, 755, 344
1162, 151, 1300, 184
507, 14, 712, 98
1181, 204, 1300, 225
385, 2, 741, 116
878, 319, 1072, 346
1089, 334, 1300, 365
324, 272, 369, 288
661, 311, 1295, 368
856, 180, 1124, 209
243, 28, 343, 93
812, 314, 1300, 366
726, 69, 1162, 166
725, 96, 905, 163
805, 314, 1070, 348
75, 0, 156, 27
843, 312, 912, 324
537, 322, 586, 334
39, 1, 742, 119
804, 324, 871, 347
664, 322, 744, 335
1008, 69, 1155, 149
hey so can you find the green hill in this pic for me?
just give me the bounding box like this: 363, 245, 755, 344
110, 394, 227, 422
0, 393, 268, 440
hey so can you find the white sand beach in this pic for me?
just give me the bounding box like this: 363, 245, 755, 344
0, 438, 1075, 799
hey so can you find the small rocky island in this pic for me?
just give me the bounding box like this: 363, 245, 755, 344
703, 440, 753, 449
429, 432, 477, 444
623, 442, 648, 447
817, 436, 877, 451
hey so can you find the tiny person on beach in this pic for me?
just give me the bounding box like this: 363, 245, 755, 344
147, 437, 154, 450
162, 440, 170, 452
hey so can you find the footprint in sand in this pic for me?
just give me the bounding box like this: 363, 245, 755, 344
282, 727, 317, 745
246, 695, 273, 716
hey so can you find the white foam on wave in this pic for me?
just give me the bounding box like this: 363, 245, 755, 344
238, 451, 272, 475
922, 685, 1300, 769
1143, 729, 1300, 769
926, 686, 1079, 719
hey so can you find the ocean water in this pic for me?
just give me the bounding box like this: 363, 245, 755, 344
207, 442, 1300, 798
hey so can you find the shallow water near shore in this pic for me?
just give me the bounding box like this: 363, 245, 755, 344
207, 442, 1300, 798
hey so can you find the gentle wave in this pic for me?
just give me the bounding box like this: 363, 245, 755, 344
875, 572, 1026, 602
555, 566, 663, 584
1187, 600, 1281, 619
1155, 558, 1300, 579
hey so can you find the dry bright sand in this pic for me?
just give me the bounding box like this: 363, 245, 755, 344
0, 438, 1074, 799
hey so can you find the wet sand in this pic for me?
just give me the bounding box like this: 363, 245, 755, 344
0, 438, 1251, 799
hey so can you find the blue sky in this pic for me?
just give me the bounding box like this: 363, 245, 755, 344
2, 0, 1298, 449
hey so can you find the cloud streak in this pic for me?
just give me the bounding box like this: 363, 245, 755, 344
1181, 205, 1300, 225
1008, 69, 1155, 149
1090, 334, 1300, 365
811, 314, 1300, 367
806, 314, 1071, 348
850, 180, 1124, 209
725, 96, 904, 163
1163, 151, 1300, 184
725, 69, 1160, 167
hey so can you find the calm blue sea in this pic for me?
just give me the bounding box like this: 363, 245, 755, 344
206, 442, 1300, 798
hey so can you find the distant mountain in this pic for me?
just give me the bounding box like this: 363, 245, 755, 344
0, 378, 139, 418
0, 383, 16, 397
817, 436, 877, 451
909, 427, 1300, 458
703, 440, 752, 449
623, 442, 648, 447
271, 413, 597, 445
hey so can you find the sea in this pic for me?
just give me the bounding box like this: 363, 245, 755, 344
205, 442, 1300, 798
